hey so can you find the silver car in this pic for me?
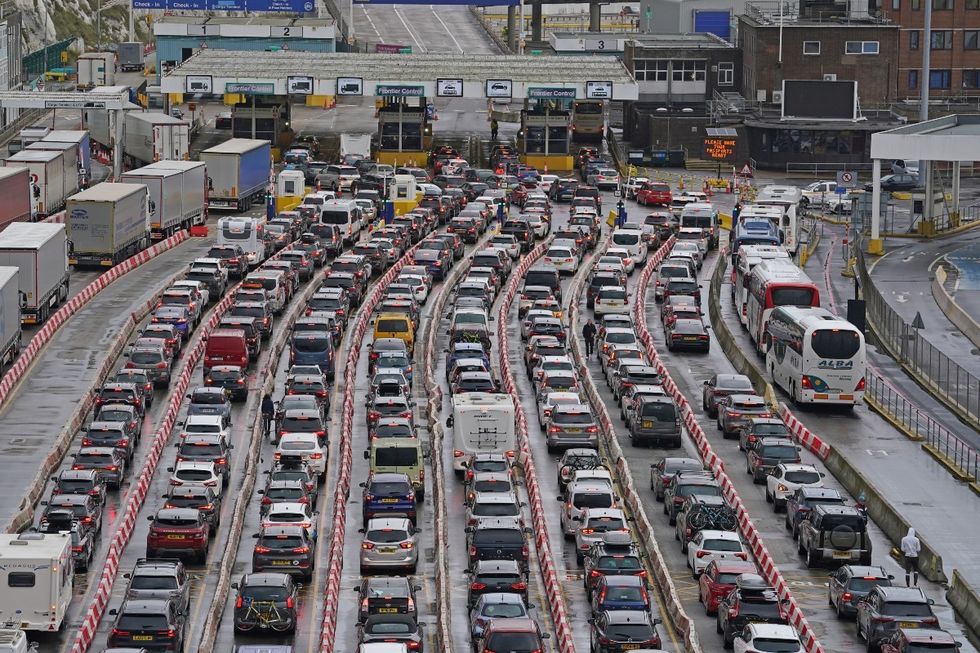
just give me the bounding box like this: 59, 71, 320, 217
573, 508, 628, 563
125, 345, 172, 387
358, 517, 419, 574
465, 492, 522, 527
545, 404, 599, 453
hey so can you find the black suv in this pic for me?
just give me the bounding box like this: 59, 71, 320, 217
664, 472, 721, 525
582, 531, 645, 598
675, 495, 737, 552
589, 610, 662, 653
107, 598, 187, 652
207, 244, 248, 278
465, 516, 529, 569
798, 504, 872, 568
856, 586, 939, 648
232, 572, 298, 633
466, 559, 528, 608
784, 487, 846, 539
354, 576, 422, 622
649, 457, 704, 501
716, 574, 789, 647
50, 468, 107, 505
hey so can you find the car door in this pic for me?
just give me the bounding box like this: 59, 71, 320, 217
829, 567, 847, 607
688, 531, 703, 567
767, 466, 783, 494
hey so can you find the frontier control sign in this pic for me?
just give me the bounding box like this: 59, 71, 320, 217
376, 85, 425, 97
528, 87, 576, 100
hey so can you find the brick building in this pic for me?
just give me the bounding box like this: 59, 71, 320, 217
883, 0, 980, 99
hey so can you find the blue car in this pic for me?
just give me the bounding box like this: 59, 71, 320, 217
785, 486, 846, 539
290, 330, 335, 372
360, 472, 417, 527
445, 342, 491, 380
589, 575, 651, 613
152, 305, 191, 335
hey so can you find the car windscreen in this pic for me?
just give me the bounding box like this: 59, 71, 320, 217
178, 442, 222, 456
659, 266, 689, 279
811, 329, 861, 359
612, 233, 640, 246
130, 575, 178, 590
753, 424, 789, 436
242, 585, 289, 601
751, 638, 801, 652
486, 633, 539, 652
375, 448, 419, 467
473, 529, 523, 546
771, 287, 817, 306
846, 577, 892, 592
597, 556, 641, 570
572, 492, 612, 509
605, 332, 636, 345
739, 597, 782, 619
639, 402, 676, 420
260, 534, 305, 549
192, 392, 226, 405
366, 528, 409, 543
760, 445, 798, 459
292, 336, 330, 352
321, 210, 353, 225
280, 417, 321, 432
553, 412, 594, 425
209, 369, 241, 382
473, 502, 519, 517
369, 481, 412, 495
703, 538, 743, 551
880, 601, 935, 617
784, 470, 821, 484
130, 351, 163, 364
116, 614, 169, 630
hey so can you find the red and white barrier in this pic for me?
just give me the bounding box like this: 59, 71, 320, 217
496, 238, 578, 653
632, 241, 826, 653
41, 211, 66, 224
319, 242, 423, 653
69, 290, 235, 653
0, 231, 188, 410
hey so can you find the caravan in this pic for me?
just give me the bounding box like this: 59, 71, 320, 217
447, 393, 516, 474
0, 533, 73, 631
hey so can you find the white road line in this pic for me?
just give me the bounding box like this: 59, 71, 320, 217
361, 5, 382, 39
431, 6, 465, 53
393, 7, 427, 53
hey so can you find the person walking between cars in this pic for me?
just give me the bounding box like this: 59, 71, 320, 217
583, 319, 597, 358
490, 118, 499, 141
902, 527, 921, 586
261, 393, 275, 438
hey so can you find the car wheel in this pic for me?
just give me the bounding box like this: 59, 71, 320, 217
805, 546, 815, 569
716, 418, 723, 431
784, 512, 792, 530
775, 499, 785, 513
765, 487, 773, 503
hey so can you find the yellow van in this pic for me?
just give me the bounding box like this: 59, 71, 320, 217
365, 438, 426, 500
373, 312, 415, 354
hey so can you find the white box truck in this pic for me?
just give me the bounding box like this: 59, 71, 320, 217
447, 392, 516, 474
0, 267, 21, 367
76, 52, 115, 87
340, 133, 372, 164
124, 112, 190, 167
200, 139, 271, 211
25, 141, 79, 199
4, 150, 67, 217
0, 223, 70, 325
66, 183, 149, 267
121, 160, 206, 240
0, 533, 73, 631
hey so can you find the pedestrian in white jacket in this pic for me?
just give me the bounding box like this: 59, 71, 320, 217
901, 527, 921, 586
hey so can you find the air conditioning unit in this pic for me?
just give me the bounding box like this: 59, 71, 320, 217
823, 73, 838, 81
772, 90, 784, 104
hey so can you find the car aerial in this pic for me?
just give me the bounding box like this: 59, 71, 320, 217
589, 609, 662, 653
697, 559, 759, 615
765, 463, 825, 511
733, 623, 803, 653
72, 446, 127, 488
717, 574, 790, 648
251, 523, 316, 581
827, 564, 894, 619
467, 559, 529, 608
686, 529, 748, 578
856, 586, 939, 649
354, 576, 422, 622
106, 598, 186, 652
784, 487, 846, 539
469, 593, 532, 643
146, 507, 209, 562
359, 516, 419, 574
232, 572, 298, 634
123, 558, 190, 614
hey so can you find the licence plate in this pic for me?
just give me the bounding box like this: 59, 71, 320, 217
166, 534, 185, 540
381, 547, 397, 553
832, 551, 851, 559
381, 498, 399, 503
899, 622, 919, 628
684, 336, 698, 341
622, 646, 641, 651
378, 607, 399, 614
566, 428, 582, 433
132, 635, 153, 641
271, 560, 293, 566
642, 421, 653, 428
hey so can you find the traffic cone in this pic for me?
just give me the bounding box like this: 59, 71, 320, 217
678, 177, 685, 191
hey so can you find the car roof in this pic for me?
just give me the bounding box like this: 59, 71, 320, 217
839, 564, 890, 578
119, 598, 173, 614
899, 628, 957, 644
877, 586, 929, 602
474, 559, 522, 572
155, 507, 200, 520
370, 472, 412, 483
746, 623, 800, 639
602, 609, 653, 624
366, 517, 412, 530
799, 487, 842, 499
242, 572, 293, 587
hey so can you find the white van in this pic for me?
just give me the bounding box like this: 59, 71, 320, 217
321, 199, 363, 245
611, 227, 648, 265
0, 533, 73, 631
217, 216, 267, 267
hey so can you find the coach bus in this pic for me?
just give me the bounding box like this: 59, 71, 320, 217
733, 245, 790, 326
765, 306, 865, 406
746, 259, 820, 352
571, 100, 604, 142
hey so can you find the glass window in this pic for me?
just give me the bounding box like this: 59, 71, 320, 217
846, 40, 879, 54
911, 0, 920, 8
718, 62, 734, 86
930, 30, 953, 49
929, 69, 951, 89
892, 0, 900, 8
933, 0, 952, 8
964, 70, 980, 88
970, 0, 980, 8
7, 572, 35, 588
908, 69, 919, 90
672, 60, 707, 82
967, 31, 980, 49
803, 41, 821, 55
909, 30, 920, 50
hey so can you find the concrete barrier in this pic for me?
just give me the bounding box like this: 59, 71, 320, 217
947, 570, 980, 649
932, 267, 980, 351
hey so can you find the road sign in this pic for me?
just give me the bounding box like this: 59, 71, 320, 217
702, 137, 737, 162
836, 170, 858, 187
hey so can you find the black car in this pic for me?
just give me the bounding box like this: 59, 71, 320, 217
649, 457, 704, 501
867, 173, 920, 192
82, 421, 136, 460
186, 267, 226, 299
207, 244, 248, 279
107, 598, 186, 652
589, 610, 662, 653
354, 576, 422, 622
50, 468, 108, 505
466, 559, 528, 608
716, 574, 789, 648
784, 486, 846, 539
228, 301, 274, 340
664, 318, 710, 352
163, 485, 222, 533
466, 517, 529, 568
37, 512, 95, 571
232, 572, 298, 633
357, 614, 425, 653
205, 365, 249, 401
827, 565, 893, 619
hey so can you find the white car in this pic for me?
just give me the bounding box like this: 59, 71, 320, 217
168, 460, 224, 497
593, 286, 630, 316
733, 624, 803, 653
539, 174, 559, 193
276, 433, 327, 477
766, 463, 825, 512
606, 247, 636, 274
465, 492, 522, 527
180, 414, 230, 442
171, 279, 210, 307
531, 356, 576, 383
396, 273, 429, 303
521, 309, 556, 340
537, 391, 581, 427
524, 213, 550, 238
686, 529, 747, 578
490, 234, 521, 259
543, 246, 578, 275
191, 257, 229, 284
610, 228, 648, 266
671, 241, 703, 268
595, 256, 628, 277
261, 501, 317, 541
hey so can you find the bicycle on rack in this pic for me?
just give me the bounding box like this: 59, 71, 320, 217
235, 599, 294, 633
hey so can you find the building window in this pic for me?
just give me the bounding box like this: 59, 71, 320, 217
892, 0, 900, 8
671, 60, 706, 82
910, 31, 920, 49
932, 0, 952, 8
717, 62, 734, 86
966, 31, 980, 49
930, 69, 952, 89
911, 0, 921, 9
969, 0, 980, 9
908, 70, 919, 89
931, 30, 953, 49
963, 70, 980, 88
845, 41, 880, 54
633, 59, 668, 82
803, 41, 821, 55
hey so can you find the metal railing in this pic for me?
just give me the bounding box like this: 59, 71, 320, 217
864, 373, 980, 480
856, 236, 980, 429
786, 162, 874, 176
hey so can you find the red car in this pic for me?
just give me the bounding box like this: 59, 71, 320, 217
636, 182, 673, 206
880, 628, 960, 653
146, 508, 210, 563
698, 559, 759, 615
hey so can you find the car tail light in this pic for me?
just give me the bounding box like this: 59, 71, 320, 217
856, 377, 866, 391
871, 616, 895, 624
310, 452, 323, 460
293, 546, 310, 554
254, 545, 271, 553
922, 617, 939, 625
801, 376, 813, 389
841, 592, 853, 603
696, 550, 710, 558
111, 629, 130, 638
262, 497, 273, 505
399, 541, 414, 549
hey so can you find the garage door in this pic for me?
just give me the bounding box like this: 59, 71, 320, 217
694, 10, 731, 41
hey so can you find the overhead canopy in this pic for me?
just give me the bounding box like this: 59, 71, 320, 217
0, 88, 130, 110
871, 114, 980, 162
161, 49, 639, 101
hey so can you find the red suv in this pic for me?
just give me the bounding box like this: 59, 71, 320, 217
146, 508, 210, 563
697, 559, 758, 615
636, 182, 673, 206
479, 617, 549, 653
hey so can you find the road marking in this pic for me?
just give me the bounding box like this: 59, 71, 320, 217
360, 5, 382, 40
393, 7, 427, 53
431, 6, 465, 53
